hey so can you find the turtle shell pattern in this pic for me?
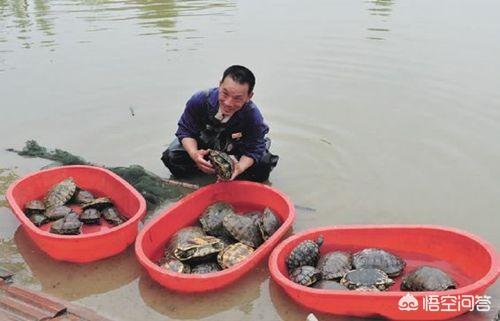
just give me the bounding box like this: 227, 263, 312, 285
101, 207, 127, 226
24, 200, 45, 216
317, 251, 353, 280
223, 213, 263, 248
190, 262, 222, 274
400, 266, 457, 291
81, 197, 113, 211
199, 202, 234, 238
352, 248, 406, 277
45, 205, 72, 221
44, 178, 77, 210
258, 207, 281, 241
285, 236, 324, 271
207, 150, 234, 181
217, 242, 254, 269
80, 208, 102, 225
289, 266, 322, 286
312, 280, 348, 290
159, 257, 191, 274
173, 235, 225, 262
340, 268, 394, 291
50, 212, 82, 235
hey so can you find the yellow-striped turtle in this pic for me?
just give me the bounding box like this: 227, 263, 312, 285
401, 266, 456, 291
81, 197, 113, 211
352, 248, 406, 277
217, 242, 254, 269
50, 212, 82, 235
24, 200, 45, 216
80, 208, 101, 225
317, 251, 353, 280
44, 178, 77, 210
207, 150, 234, 181
289, 266, 322, 286
158, 256, 191, 274
340, 268, 394, 291
73, 189, 95, 204
173, 235, 225, 263
286, 236, 324, 271
101, 207, 127, 226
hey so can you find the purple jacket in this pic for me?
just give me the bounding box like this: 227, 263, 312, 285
175, 88, 269, 162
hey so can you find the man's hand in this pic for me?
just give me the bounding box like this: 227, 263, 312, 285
191, 149, 215, 174
229, 155, 254, 181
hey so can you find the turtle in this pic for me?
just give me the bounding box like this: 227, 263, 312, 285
101, 207, 127, 226
29, 213, 49, 227
158, 256, 191, 273
164, 226, 206, 257
289, 266, 322, 286
222, 213, 263, 248
340, 268, 394, 291
80, 208, 101, 225
285, 236, 324, 271
81, 197, 113, 211
44, 178, 77, 210
73, 189, 95, 204
50, 212, 82, 235
316, 251, 353, 280
24, 200, 45, 216
199, 201, 235, 238
173, 235, 225, 263
312, 280, 348, 290
45, 205, 72, 221
352, 248, 406, 277
190, 262, 222, 274
217, 242, 254, 269
207, 150, 234, 180
400, 266, 457, 291
257, 207, 281, 241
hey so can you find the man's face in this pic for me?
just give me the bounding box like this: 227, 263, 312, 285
218, 76, 253, 116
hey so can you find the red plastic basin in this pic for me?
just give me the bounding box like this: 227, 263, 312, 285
135, 181, 295, 293
269, 225, 499, 320
6, 165, 147, 263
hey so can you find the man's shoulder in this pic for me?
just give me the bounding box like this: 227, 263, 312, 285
189, 88, 218, 107
241, 100, 264, 122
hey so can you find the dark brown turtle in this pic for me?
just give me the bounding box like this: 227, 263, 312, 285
199, 201, 235, 238
207, 150, 234, 180
190, 262, 222, 274
173, 235, 225, 263
158, 256, 191, 274
81, 197, 113, 211
289, 266, 322, 286
245, 211, 262, 225
312, 280, 348, 290
44, 178, 77, 210
101, 207, 127, 226
45, 205, 72, 221
340, 268, 394, 291
317, 251, 353, 280
401, 266, 457, 291
24, 200, 45, 216
164, 226, 206, 258
50, 212, 82, 235
352, 248, 406, 277
73, 189, 95, 204
257, 207, 281, 241
29, 213, 49, 227
286, 236, 324, 271
222, 213, 263, 248
217, 242, 254, 269
80, 208, 101, 225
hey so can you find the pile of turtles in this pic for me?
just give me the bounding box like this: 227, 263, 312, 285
286, 236, 457, 292
23, 177, 128, 235
157, 201, 281, 274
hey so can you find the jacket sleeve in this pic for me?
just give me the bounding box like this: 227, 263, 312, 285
241, 107, 269, 162
175, 91, 206, 141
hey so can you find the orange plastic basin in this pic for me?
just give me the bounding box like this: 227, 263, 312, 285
269, 225, 499, 320
6, 165, 147, 263
135, 181, 295, 293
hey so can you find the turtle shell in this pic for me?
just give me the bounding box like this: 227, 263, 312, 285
222, 213, 263, 248
289, 266, 322, 286
340, 268, 394, 291
352, 248, 406, 277
29, 213, 49, 227
173, 235, 225, 263
50, 212, 82, 235
400, 266, 457, 291
80, 208, 101, 225
101, 207, 127, 226
24, 200, 45, 216
158, 256, 191, 274
207, 150, 234, 181
44, 178, 77, 210
257, 207, 281, 241
312, 280, 348, 290
217, 242, 254, 269
164, 226, 206, 257
81, 197, 113, 211
73, 189, 95, 204
285, 236, 324, 271
190, 262, 222, 274
45, 205, 72, 221
199, 202, 234, 238
317, 251, 353, 280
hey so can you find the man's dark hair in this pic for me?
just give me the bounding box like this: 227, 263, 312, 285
222, 65, 255, 94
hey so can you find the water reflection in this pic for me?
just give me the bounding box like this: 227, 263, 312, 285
366, 0, 394, 40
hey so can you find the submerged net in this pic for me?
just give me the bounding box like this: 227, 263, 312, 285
8, 140, 188, 211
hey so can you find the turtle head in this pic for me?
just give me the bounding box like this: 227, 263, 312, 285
315, 235, 324, 247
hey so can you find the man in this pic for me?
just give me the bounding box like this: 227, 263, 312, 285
161, 65, 278, 182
